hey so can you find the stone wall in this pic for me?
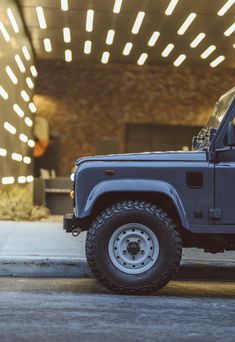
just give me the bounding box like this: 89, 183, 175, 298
35, 60, 235, 175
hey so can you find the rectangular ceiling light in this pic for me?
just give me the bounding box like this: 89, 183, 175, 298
18, 176, 27, 184
0, 85, 9, 100
27, 176, 34, 183
217, 0, 235, 16
122, 42, 133, 56
106, 30, 115, 45
23, 156, 31, 165
177, 13, 197, 35
7, 8, 19, 33
12, 153, 23, 162
137, 53, 148, 66
224, 22, 235, 36
24, 117, 33, 127
65, 49, 72, 62
6, 66, 18, 84
29, 102, 37, 113
0, 148, 7, 157
86, 9, 94, 32
44, 38, 52, 52
21, 90, 30, 102
148, 31, 160, 47
161, 43, 174, 57
101, 51, 110, 64
28, 139, 35, 148
22, 46, 31, 60
63, 27, 71, 43
200, 45, 216, 59
15, 54, 26, 73
13, 104, 24, 118
61, 0, 68, 11
165, 0, 179, 15
84, 40, 92, 54
19, 133, 28, 143
30, 65, 38, 77
113, 0, 123, 13
173, 54, 186, 66
0, 21, 10, 41
4, 121, 16, 135
0, 21, 11, 42
26, 77, 34, 89
210, 55, 225, 67
36, 7, 47, 29
190, 33, 206, 48
2, 177, 15, 185
131, 11, 145, 34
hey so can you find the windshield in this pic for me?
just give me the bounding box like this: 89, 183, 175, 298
206, 87, 235, 129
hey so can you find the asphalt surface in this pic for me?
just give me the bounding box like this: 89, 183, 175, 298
0, 278, 235, 342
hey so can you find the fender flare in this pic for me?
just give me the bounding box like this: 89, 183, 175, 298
80, 179, 188, 229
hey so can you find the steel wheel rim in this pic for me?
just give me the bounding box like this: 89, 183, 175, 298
108, 223, 159, 275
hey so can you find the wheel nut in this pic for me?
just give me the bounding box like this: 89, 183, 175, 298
123, 250, 127, 254
141, 250, 145, 254
137, 239, 141, 243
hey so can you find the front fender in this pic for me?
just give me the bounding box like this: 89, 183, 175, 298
77, 179, 188, 229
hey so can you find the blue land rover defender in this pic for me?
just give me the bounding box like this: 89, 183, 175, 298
64, 87, 235, 294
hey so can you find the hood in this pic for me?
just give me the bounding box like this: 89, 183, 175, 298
76, 150, 207, 166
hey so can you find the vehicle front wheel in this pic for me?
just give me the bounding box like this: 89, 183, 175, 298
85, 200, 182, 294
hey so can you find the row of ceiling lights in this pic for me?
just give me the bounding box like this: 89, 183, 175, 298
35, 0, 234, 67
0, 7, 36, 184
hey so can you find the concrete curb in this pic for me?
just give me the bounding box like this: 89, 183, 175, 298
1, 256, 235, 280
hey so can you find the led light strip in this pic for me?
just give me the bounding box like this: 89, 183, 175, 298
15, 54, 26, 73
122, 42, 133, 56
44, 38, 52, 52
210, 56, 225, 68
200, 45, 216, 59
131, 12, 145, 34
224, 23, 235, 36
177, 13, 196, 35
190, 33, 206, 48
217, 0, 235, 16
86, 10, 94, 32
61, 0, 68, 11
0, 148, 7, 157
173, 54, 186, 67
36, 7, 47, 29
65, 49, 72, 62
0, 21, 10, 41
113, 0, 123, 13
137, 53, 148, 66
148, 31, 160, 47
84, 40, 92, 54
0, 85, 9, 100
161, 43, 174, 57
2, 177, 15, 185
7, 8, 19, 33
106, 30, 115, 45
165, 0, 179, 15
4, 121, 17, 135
101, 51, 110, 64
22, 46, 31, 61
63, 27, 71, 43
6, 66, 18, 84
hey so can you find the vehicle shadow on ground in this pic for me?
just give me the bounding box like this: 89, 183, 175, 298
1, 277, 235, 298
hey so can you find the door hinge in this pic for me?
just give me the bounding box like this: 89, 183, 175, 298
209, 209, 222, 219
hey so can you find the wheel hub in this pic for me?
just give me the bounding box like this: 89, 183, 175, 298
127, 241, 140, 255
108, 223, 159, 275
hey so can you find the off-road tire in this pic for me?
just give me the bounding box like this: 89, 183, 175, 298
85, 200, 182, 294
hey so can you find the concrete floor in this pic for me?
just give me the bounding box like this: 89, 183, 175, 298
0, 277, 235, 342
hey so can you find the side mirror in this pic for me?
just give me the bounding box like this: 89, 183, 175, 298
227, 121, 235, 146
